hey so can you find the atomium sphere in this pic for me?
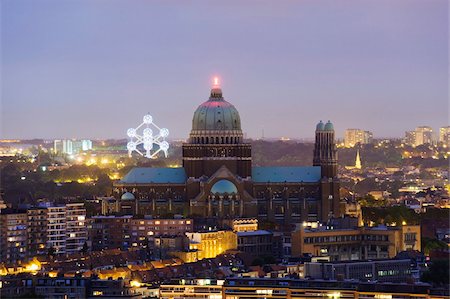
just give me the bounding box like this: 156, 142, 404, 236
143, 114, 153, 124
143, 135, 153, 143
160, 141, 169, 151
160, 128, 169, 138
127, 141, 137, 151
143, 128, 153, 137
127, 128, 137, 138
143, 142, 153, 151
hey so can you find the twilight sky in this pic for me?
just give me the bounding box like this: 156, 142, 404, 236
1, 0, 448, 140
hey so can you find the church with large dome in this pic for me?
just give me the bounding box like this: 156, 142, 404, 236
113, 80, 341, 226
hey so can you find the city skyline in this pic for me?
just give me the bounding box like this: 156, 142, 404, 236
2, 0, 448, 140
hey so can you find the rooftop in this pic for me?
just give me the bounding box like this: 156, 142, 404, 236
120, 167, 187, 184
237, 230, 272, 237
252, 166, 321, 183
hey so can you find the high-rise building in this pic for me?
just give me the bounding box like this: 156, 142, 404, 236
89, 215, 132, 251
414, 126, 433, 146
439, 126, 450, 147
27, 207, 48, 257
47, 203, 87, 255
65, 203, 87, 254
47, 206, 67, 254
404, 130, 416, 146
0, 209, 28, 264
53, 139, 92, 155
54, 139, 73, 155
344, 129, 373, 148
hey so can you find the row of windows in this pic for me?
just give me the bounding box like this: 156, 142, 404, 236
305, 234, 389, 244
191, 136, 242, 144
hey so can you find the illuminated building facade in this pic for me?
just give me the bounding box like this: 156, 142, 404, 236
355, 149, 362, 169
27, 207, 48, 257
53, 139, 92, 155
291, 224, 421, 261
0, 209, 27, 264
47, 203, 87, 255
65, 203, 87, 254
221, 278, 446, 299
159, 279, 224, 299
439, 126, 450, 147
89, 216, 193, 251
304, 259, 415, 283
114, 80, 341, 225
232, 218, 258, 232
414, 126, 433, 146
344, 129, 373, 148
186, 230, 237, 260
404, 130, 416, 146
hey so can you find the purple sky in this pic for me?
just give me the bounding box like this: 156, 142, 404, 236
1, 0, 448, 140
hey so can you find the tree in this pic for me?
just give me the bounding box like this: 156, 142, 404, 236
81, 242, 89, 254
421, 259, 450, 287
422, 238, 448, 256
48, 246, 55, 257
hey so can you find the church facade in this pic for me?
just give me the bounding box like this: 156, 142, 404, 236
113, 82, 341, 225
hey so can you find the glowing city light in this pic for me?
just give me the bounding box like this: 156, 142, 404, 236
126, 113, 170, 159
213, 77, 219, 86
130, 280, 142, 288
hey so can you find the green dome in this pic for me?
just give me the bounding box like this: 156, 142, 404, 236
121, 192, 135, 200
324, 120, 334, 131
211, 179, 238, 195
316, 121, 324, 131
192, 87, 241, 131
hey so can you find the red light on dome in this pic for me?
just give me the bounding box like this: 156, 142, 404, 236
213, 77, 220, 87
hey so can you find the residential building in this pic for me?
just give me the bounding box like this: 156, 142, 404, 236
237, 230, 273, 257
88, 216, 193, 251
404, 130, 416, 146
159, 279, 223, 299
53, 139, 93, 155
292, 224, 421, 261
304, 259, 414, 282
34, 277, 87, 299
27, 207, 48, 257
439, 126, 450, 147
415, 126, 433, 146
89, 215, 133, 251
344, 129, 373, 147
47, 206, 67, 254
0, 209, 27, 264
222, 278, 445, 299
65, 203, 87, 254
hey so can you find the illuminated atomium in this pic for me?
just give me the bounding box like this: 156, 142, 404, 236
126, 114, 170, 159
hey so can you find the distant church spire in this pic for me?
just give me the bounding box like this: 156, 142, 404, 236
355, 148, 362, 169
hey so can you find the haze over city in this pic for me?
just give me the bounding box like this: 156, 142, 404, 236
2, 0, 448, 140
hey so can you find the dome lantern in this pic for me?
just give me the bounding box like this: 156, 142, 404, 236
189, 78, 243, 144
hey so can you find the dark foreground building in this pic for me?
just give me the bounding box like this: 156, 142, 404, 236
114, 81, 341, 225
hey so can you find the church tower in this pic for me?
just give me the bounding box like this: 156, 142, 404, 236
313, 120, 338, 178
313, 120, 340, 220
182, 78, 252, 178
